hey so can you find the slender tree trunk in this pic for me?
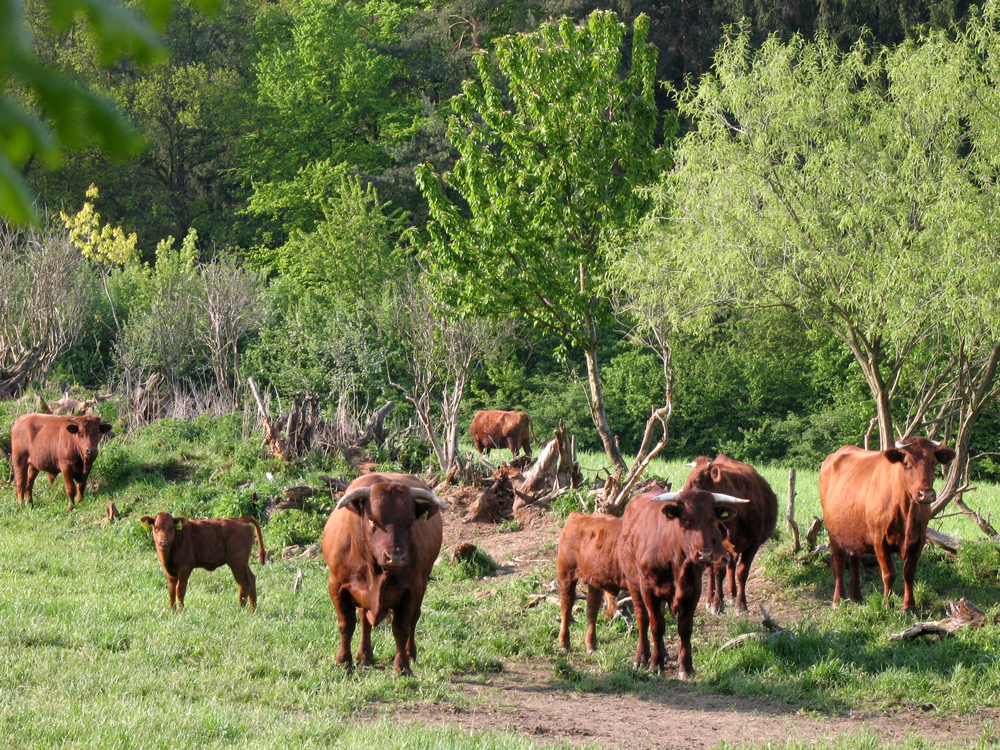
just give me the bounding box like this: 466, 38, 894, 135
582, 322, 627, 473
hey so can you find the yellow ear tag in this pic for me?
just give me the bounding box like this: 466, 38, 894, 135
141, 521, 151, 529
175, 520, 183, 531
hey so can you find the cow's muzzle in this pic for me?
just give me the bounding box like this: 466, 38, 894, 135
916, 489, 937, 504
694, 550, 716, 565
382, 552, 407, 569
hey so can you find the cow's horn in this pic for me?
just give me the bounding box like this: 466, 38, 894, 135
683, 461, 696, 468
711, 493, 751, 504
932, 440, 942, 447
650, 492, 678, 502
895, 439, 913, 449
336, 487, 372, 509
410, 487, 448, 509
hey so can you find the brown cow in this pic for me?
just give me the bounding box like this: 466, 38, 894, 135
557, 512, 625, 653
617, 486, 747, 679
820, 437, 956, 613
140, 513, 265, 611
322, 472, 446, 675
470, 410, 533, 458
11, 413, 112, 511
684, 454, 778, 613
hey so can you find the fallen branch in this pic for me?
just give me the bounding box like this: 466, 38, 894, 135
805, 516, 824, 551
718, 604, 792, 652
889, 598, 989, 640
926, 527, 962, 555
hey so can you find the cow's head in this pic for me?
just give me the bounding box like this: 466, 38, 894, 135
65, 415, 112, 467
650, 489, 749, 565
885, 437, 956, 505
682, 456, 719, 490
141, 512, 185, 553
336, 481, 447, 570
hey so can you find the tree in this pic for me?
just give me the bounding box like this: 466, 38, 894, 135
637, 6, 1000, 507
417, 10, 666, 473
1, 0, 219, 224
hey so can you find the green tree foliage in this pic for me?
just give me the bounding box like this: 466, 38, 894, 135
2, 0, 221, 225
243, 0, 419, 241
418, 10, 665, 471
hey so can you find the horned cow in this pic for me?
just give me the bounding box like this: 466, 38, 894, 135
819, 437, 955, 613
617, 486, 747, 679
683, 454, 778, 613
322, 472, 446, 675
11, 413, 112, 511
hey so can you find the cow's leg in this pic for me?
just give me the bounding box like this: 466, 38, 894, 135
726, 558, 737, 602
829, 539, 846, 606
25, 465, 39, 505
558, 575, 576, 651
231, 563, 257, 611
175, 569, 191, 610
61, 473, 77, 511
167, 574, 180, 610
355, 611, 374, 666
900, 541, 924, 614
847, 553, 863, 603
506, 437, 519, 459
391, 596, 416, 676
585, 585, 604, 654
706, 564, 724, 614
329, 578, 356, 670
734, 548, 758, 611
75, 477, 88, 506
874, 539, 897, 606
628, 583, 650, 669
406, 601, 422, 662
13, 457, 26, 505
673, 592, 699, 680
646, 591, 668, 674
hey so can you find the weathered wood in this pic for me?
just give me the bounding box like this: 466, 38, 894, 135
805, 516, 824, 551
247, 376, 289, 461
718, 604, 792, 651
889, 598, 989, 640
926, 527, 962, 555
787, 467, 800, 554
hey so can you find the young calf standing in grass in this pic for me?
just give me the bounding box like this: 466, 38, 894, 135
141, 513, 265, 611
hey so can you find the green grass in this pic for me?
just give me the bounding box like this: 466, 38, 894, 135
4, 408, 1000, 747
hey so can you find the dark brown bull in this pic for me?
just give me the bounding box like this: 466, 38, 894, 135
684, 454, 778, 613
820, 437, 955, 613
470, 410, 533, 458
322, 472, 446, 675
557, 512, 625, 653
11, 413, 112, 511
140, 513, 265, 610
617, 486, 747, 679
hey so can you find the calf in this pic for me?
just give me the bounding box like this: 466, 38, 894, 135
557, 512, 625, 653
322, 472, 446, 675
12, 413, 112, 511
617, 486, 747, 679
820, 437, 955, 612
684, 455, 778, 613
141, 513, 265, 611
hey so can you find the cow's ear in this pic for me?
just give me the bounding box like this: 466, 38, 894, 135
65, 422, 79, 434
660, 502, 682, 520
140, 516, 153, 528
710, 465, 723, 483
414, 499, 441, 521
99, 422, 112, 434
935, 447, 957, 465
885, 449, 906, 464
714, 506, 735, 521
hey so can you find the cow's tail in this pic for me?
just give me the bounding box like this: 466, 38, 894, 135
529, 416, 543, 447
242, 516, 266, 565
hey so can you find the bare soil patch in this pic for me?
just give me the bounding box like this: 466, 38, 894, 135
416, 495, 999, 748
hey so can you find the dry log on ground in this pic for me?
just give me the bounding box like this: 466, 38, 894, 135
889, 598, 990, 640
518, 420, 580, 499
718, 605, 792, 651
926, 527, 962, 555
805, 516, 824, 551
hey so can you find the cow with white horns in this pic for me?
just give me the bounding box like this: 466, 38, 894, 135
322, 472, 446, 675
820, 437, 956, 613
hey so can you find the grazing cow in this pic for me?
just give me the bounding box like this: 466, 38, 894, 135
820, 438, 956, 613
322, 472, 446, 675
141, 513, 265, 611
684, 455, 778, 613
470, 410, 534, 458
617, 486, 747, 679
557, 512, 626, 653
11, 413, 112, 511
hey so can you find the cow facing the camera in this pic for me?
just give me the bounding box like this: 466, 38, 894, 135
322, 472, 446, 676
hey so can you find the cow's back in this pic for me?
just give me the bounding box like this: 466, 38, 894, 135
12, 413, 67, 469
184, 518, 255, 571
618, 488, 677, 584
820, 445, 887, 554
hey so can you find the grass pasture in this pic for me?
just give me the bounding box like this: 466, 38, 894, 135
3, 412, 1000, 748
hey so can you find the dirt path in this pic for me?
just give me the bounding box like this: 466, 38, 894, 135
389, 662, 998, 748
425, 491, 998, 748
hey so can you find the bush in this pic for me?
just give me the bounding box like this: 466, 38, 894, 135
263, 510, 326, 549
956, 541, 1000, 584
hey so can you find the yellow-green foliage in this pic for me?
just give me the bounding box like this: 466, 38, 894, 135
60, 185, 138, 266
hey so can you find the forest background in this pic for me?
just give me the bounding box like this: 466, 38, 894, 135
3, 0, 1000, 492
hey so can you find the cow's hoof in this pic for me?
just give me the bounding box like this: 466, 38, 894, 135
677, 668, 693, 681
